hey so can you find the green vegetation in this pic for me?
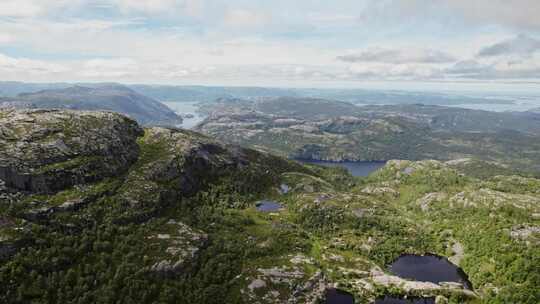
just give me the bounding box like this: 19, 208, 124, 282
1, 110, 538, 303
196, 100, 540, 174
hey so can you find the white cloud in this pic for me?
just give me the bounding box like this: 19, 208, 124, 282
0, 0, 86, 18
446, 55, 540, 80
0, 0, 43, 17
112, 0, 180, 13
0, 33, 14, 44
307, 12, 358, 24
102, 0, 205, 17
80, 58, 140, 78
394, 0, 540, 30
478, 35, 540, 57
443, 0, 540, 30
337, 48, 456, 64
346, 62, 441, 80
0, 0, 538, 85
223, 9, 270, 28
0, 53, 69, 75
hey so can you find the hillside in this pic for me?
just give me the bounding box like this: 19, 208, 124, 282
0, 109, 538, 303
195, 98, 540, 173
357, 104, 540, 135
0, 85, 182, 126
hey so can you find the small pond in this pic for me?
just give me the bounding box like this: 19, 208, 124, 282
374, 296, 434, 304
296, 160, 386, 177
389, 254, 472, 289
325, 288, 354, 304
255, 200, 282, 212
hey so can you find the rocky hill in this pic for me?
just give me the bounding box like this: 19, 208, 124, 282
0, 109, 538, 303
0, 85, 182, 126
357, 104, 540, 135
196, 98, 540, 173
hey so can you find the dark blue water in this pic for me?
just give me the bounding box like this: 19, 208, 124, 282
375, 296, 434, 304
256, 200, 282, 212
390, 254, 472, 289
325, 288, 354, 304
297, 160, 386, 177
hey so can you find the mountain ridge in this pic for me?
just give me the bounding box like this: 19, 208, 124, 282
0, 84, 182, 126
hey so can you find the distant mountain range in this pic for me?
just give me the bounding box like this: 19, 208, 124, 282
131, 85, 515, 105
0, 81, 515, 106
0, 84, 182, 126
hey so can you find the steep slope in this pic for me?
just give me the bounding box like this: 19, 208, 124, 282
0, 109, 143, 193
0, 85, 182, 126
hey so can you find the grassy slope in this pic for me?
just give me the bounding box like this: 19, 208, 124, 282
0, 137, 538, 304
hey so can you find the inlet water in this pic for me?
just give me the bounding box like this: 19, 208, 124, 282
296, 160, 386, 177
389, 254, 472, 289
325, 288, 354, 304
163, 101, 207, 129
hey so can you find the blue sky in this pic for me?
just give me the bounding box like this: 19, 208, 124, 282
0, 0, 539, 90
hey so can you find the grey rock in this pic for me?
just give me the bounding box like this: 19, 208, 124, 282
148, 220, 208, 275
0, 109, 143, 194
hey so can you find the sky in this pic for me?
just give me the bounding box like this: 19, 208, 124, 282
1, 0, 540, 90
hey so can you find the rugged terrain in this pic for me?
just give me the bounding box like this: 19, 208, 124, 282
196, 98, 540, 173
0, 85, 182, 126
0, 109, 538, 303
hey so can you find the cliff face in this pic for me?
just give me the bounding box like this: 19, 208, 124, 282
0, 109, 305, 268
0, 108, 301, 209
0, 109, 143, 194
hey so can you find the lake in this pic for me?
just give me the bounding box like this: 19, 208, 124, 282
296, 160, 386, 177
255, 200, 282, 212
325, 288, 354, 304
162, 101, 207, 129
389, 254, 472, 289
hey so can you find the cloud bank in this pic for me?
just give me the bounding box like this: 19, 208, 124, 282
0, 0, 539, 85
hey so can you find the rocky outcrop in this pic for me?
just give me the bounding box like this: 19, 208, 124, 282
147, 220, 208, 275
510, 225, 540, 245
350, 267, 477, 299
449, 188, 540, 210
361, 185, 399, 197
416, 192, 448, 212
448, 241, 465, 266
112, 126, 304, 222
0, 109, 143, 194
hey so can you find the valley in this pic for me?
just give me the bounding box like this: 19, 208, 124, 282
1, 109, 538, 303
